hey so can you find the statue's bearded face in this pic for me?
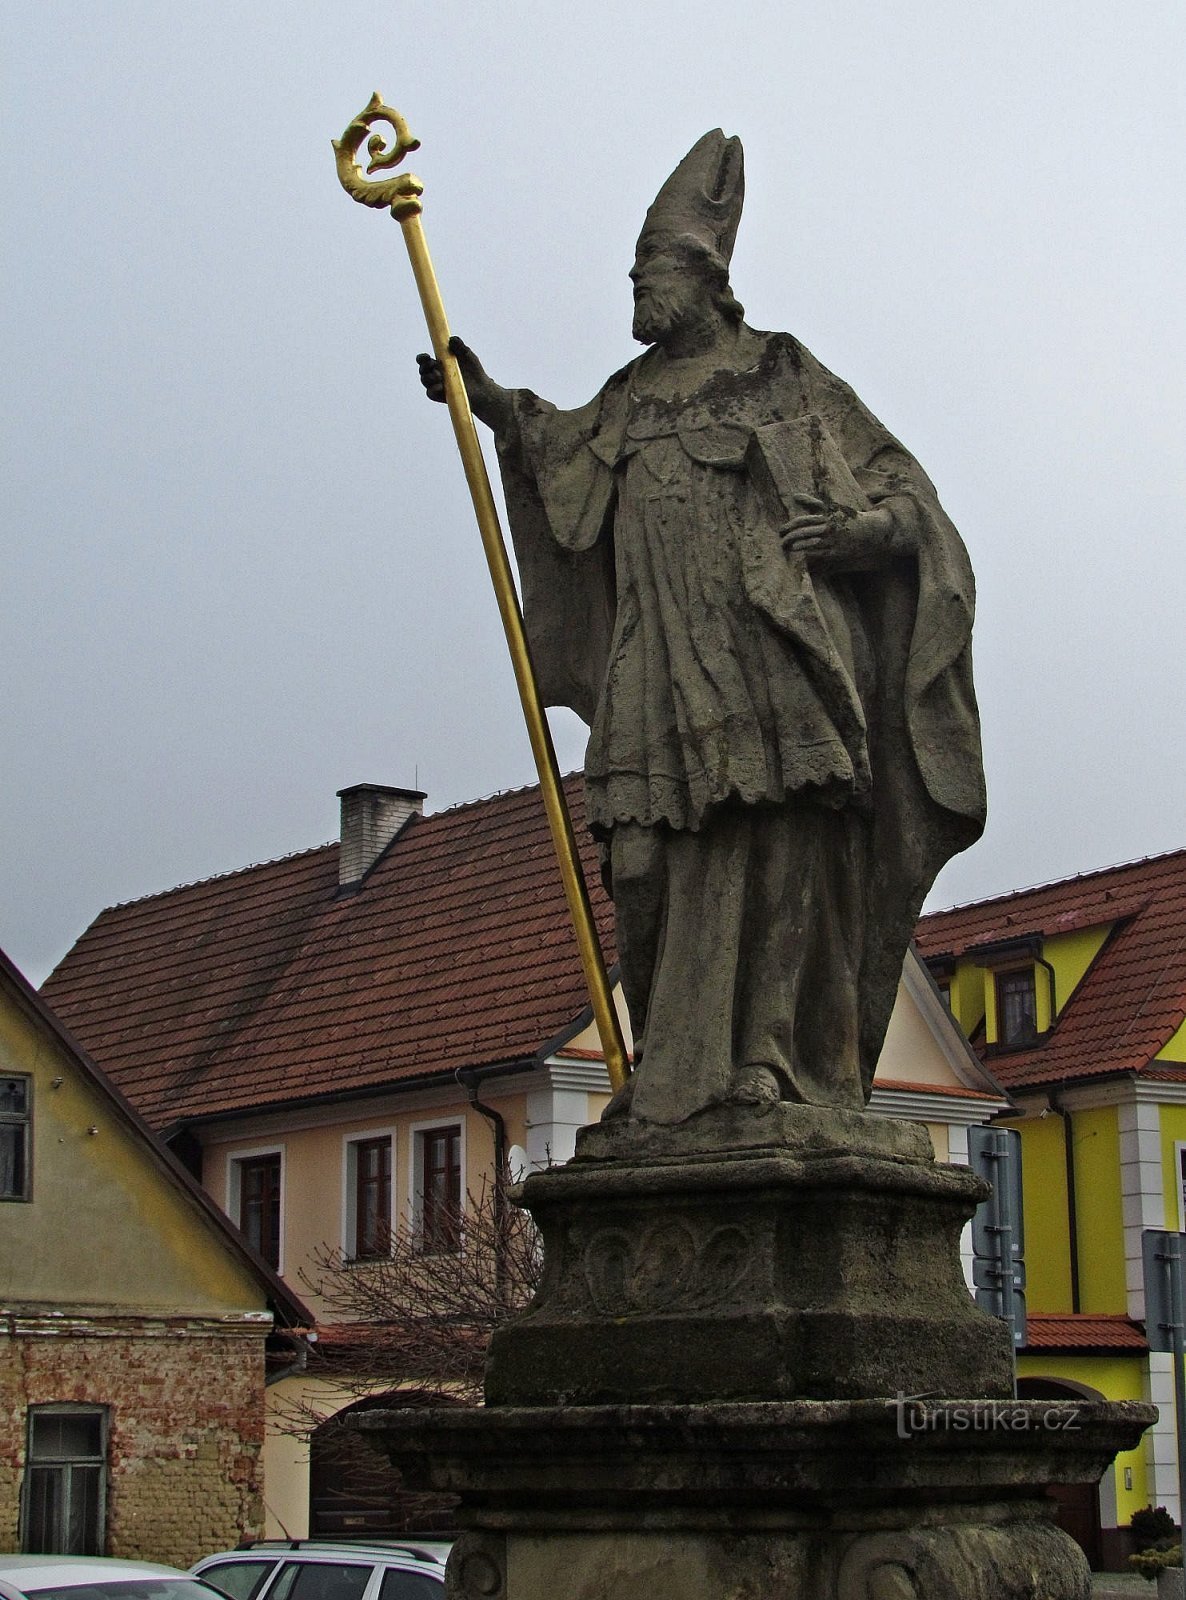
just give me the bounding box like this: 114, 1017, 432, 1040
630, 249, 711, 345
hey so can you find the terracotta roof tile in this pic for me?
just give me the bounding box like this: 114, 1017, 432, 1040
42, 777, 615, 1130
1022, 1314, 1148, 1352
872, 1078, 1004, 1101
917, 849, 1186, 1091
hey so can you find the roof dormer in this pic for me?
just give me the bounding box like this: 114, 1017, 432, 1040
966, 935, 1054, 1050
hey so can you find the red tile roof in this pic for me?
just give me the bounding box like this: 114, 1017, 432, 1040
872, 1078, 1004, 1102
41, 777, 615, 1130
1022, 1314, 1148, 1353
917, 849, 1186, 1091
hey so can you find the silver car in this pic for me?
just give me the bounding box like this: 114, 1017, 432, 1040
191, 1543, 445, 1600
0, 1557, 227, 1600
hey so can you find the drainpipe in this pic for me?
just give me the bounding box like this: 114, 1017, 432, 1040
1035, 949, 1057, 1034
456, 1068, 509, 1307
1050, 1094, 1082, 1313
265, 1330, 311, 1387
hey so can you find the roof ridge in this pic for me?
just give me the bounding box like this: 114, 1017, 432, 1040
100, 841, 337, 914
419, 772, 576, 824
93, 774, 582, 914
924, 843, 1186, 920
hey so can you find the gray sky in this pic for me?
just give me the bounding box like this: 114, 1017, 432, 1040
4, 1, 1184, 985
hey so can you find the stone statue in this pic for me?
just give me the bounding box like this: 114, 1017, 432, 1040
419, 131, 984, 1127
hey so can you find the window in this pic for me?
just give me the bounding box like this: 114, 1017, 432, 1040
270, 1562, 372, 1600
1, 1074, 31, 1200
416, 1125, 461, 1253
379, 1571, 444, 1600
348, 1136, 393, 1261
22, 1404, 107, 1554
235, 1152, 282, 1269
196, 1562, 274, 1600
996, 968, 1038, 1046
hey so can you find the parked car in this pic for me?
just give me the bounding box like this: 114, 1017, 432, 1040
0, 1556, 227, 1600
190, 1542, 445, 1600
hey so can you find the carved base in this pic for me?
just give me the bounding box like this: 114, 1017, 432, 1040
356, 1399, 1155, 1600
486, 1110, 1015, 1404
449, 1523, 1088, 1600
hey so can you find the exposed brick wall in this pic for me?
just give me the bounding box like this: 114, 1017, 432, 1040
0, 1316, 267, 1566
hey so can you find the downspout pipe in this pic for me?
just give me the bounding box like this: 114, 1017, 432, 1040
456, 1067, 509, 1306
1050, 1093, 1082, 1313
1034, 948, 1057, 1034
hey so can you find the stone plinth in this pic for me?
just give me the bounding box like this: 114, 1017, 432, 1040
358, 1398, 1154, 1599
487, 1106, 1014, 1405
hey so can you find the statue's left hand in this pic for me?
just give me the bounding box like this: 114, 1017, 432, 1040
781, 500, 901, 569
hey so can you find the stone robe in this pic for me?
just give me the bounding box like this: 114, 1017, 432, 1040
495, 329, 985, 1123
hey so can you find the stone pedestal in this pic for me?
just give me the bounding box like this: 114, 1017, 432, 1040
359, 1398, 1152, 1599
359, 1108, 1155, 1598
486, 1106, 1013, 1406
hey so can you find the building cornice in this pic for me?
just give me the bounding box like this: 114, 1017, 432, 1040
1005, 1076, 1186, 1114
0, 1307, 273, 1339
867, 1085, 1009, 1126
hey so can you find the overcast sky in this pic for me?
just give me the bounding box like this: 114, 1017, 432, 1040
3, 1, 1184, 985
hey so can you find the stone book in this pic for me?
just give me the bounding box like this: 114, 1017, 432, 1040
746, 412, 872, 525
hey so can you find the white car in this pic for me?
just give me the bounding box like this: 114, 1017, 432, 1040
191, 1543, 445, 1600
0, 1557, 227, 1600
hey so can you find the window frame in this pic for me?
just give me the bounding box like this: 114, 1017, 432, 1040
342, 1129, 395, 1262
994, 966, 1039, 1048
227, 1143, 285, 1272
21, 1402, 108, 1555
0, 1071, 32, 1203
409, 1119, 464, 1255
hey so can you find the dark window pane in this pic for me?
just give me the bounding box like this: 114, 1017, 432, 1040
379, 1571, 444, 1600
997, 970, 1037, 1045
420, 1127, 460, 1253
0, 1123, 26, 1199
354, 1138, 392, 1260
0, 1075, 30, 1201
66, 1464, 101, 1553
267, 1569, 299, 1600
30, 1411, 103, 1460
0, 1076, 28, 1114
283, 1563, 373, 1600
24, 1462, 102, 1555
239, 1154, 282, 1268
198, 1564, 275, 1600
24, 1464, 61, 1552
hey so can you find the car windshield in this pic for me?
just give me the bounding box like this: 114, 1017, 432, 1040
27, 1581, 225, 1600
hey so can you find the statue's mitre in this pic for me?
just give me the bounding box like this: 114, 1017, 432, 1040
635, 129, 745, 266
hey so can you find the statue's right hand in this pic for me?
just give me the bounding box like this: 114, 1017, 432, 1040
416, 351, 447, 403
416, 337, 509, 431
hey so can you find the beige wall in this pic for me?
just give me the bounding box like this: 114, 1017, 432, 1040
876, 974, 959, 1088
203, 1085, 540, 1324
0, 989, 267, 1318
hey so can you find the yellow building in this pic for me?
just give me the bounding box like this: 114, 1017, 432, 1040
0, 946, 309, 1564
42, 777, 1009, 1544
918, 847, 1186, 1570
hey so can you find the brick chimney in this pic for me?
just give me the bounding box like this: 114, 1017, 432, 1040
337, 783, 425, 888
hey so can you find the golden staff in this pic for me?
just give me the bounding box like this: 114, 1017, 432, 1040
333, 95, 629, 1095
